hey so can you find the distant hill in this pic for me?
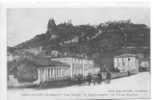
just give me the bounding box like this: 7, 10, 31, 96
10, 19, 149, 56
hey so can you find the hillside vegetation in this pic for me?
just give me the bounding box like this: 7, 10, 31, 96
9, 19, 149, 55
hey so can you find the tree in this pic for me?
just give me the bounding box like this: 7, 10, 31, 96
91, 28, 125, 52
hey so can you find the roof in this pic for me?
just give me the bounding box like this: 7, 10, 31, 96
114, 53, 137, 58
140, 57, 150, 61
14, 57, 70, 68
51, 55, 92, 61
115, 47, 149, 54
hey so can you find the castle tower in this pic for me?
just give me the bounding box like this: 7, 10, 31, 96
47, 18, 56, 34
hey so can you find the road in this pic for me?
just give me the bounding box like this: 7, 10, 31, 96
7, 72, 150, 100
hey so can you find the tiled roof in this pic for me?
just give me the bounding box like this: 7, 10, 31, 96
16, 56, 70, 67
114, 53, 137, 58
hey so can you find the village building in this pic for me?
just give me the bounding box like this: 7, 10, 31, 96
8, 75, 20, 87
7, 51, 20, 62
7, 52, 16, 61
34, 60, 70, 84
50, 50, 60, 57
22, 46, 43, 55
113, 54, 139, 73
51, 57, 99, 78
139, 58, 150, 71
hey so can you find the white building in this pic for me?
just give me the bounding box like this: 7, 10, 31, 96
113, 54, 139, 73
7, 52, 20, 62
140, 58, 150, 71
51, 57, 98, 78
22, 47, 42, 55
35, 61, 70, 84
140, 60, 150, 68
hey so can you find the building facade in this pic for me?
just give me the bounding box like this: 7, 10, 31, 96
139, 58, 150, 71
51, 57, 98, 78
113, 54, 139, 73
35, 62, 70, 84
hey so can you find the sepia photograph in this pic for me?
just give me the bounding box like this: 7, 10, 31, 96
7, 5, 150, 100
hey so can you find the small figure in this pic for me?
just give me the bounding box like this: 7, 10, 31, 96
92, 75, 97, 85
106, 71, 111, 84
128, 71, 130, 76
77, 74, 83, 85
87, 73, 92, 85
97, 71, 102, 84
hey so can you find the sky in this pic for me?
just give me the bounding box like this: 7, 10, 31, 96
7, 7, 150, 46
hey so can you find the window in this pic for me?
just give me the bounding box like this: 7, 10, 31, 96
128, 58, 130, 61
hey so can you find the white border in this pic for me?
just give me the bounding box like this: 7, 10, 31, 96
0, 0, 152, 100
